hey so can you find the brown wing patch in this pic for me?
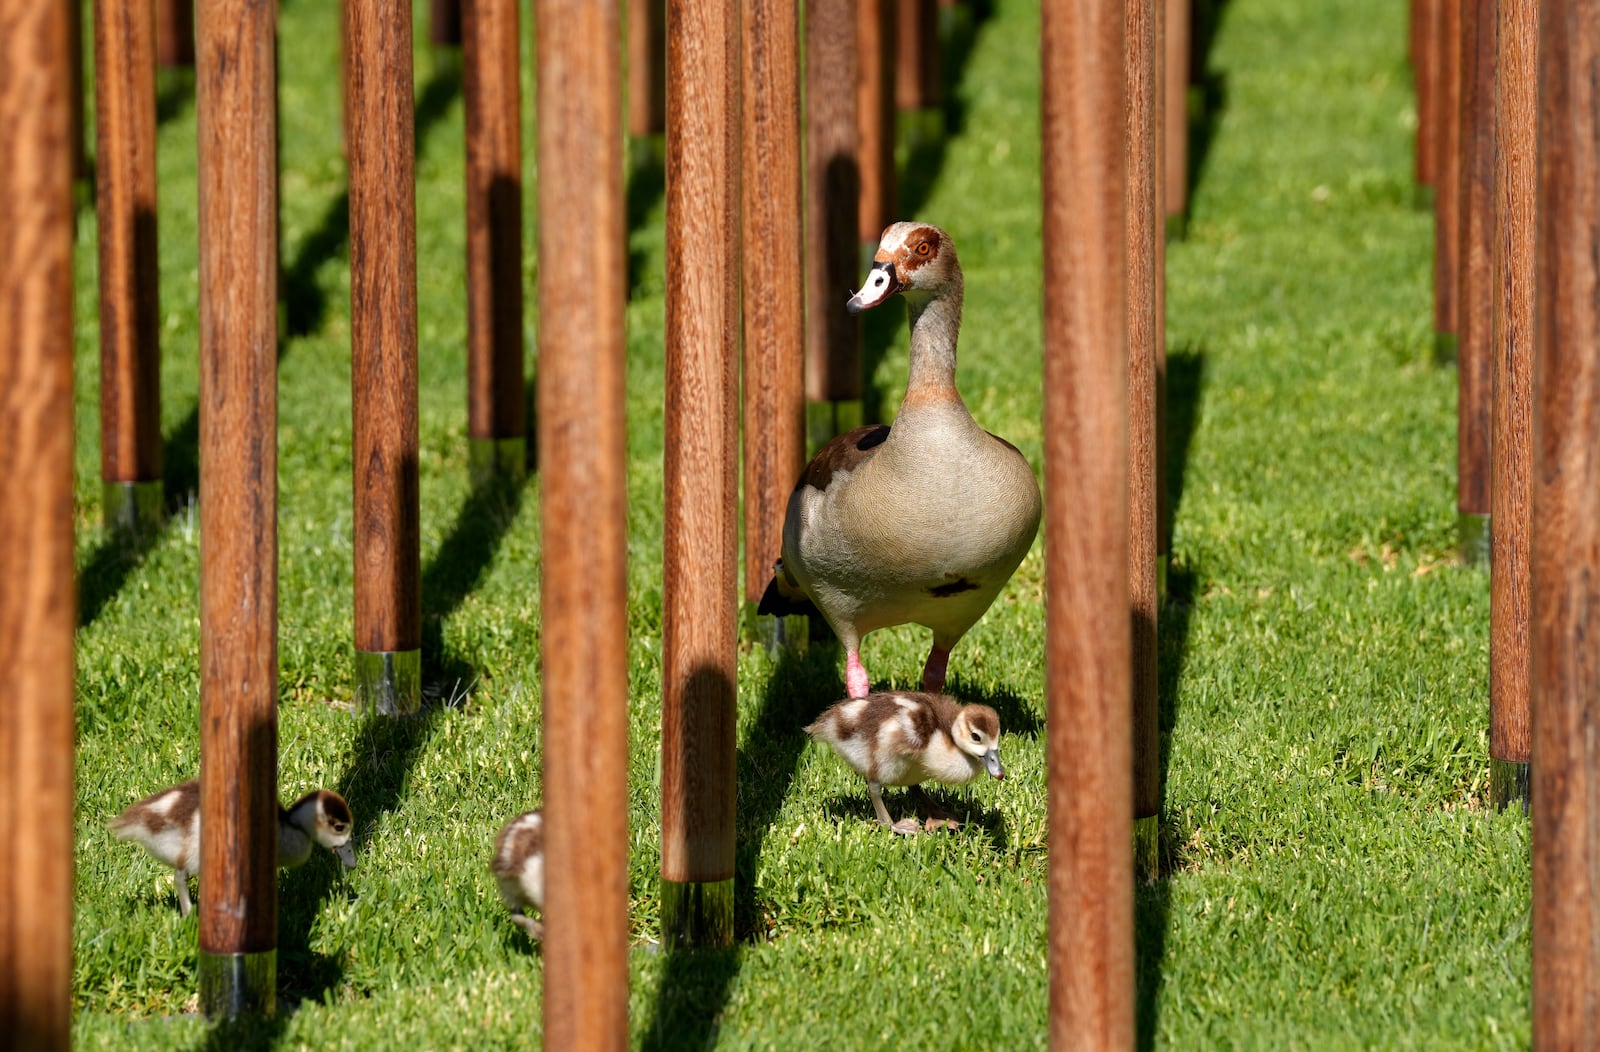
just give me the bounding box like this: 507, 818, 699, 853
798, 424, 890, 492
492, 812, 544, 876
114, 780, 200, 836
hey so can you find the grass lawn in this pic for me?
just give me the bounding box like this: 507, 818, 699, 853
68, 0, 1529, 1048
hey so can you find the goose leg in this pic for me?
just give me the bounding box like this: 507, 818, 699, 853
175, 868, 193, 918
512, 911, 544, 940
869, 781, 920, 835
920, 644, 951, 693
846, 649, 871, 699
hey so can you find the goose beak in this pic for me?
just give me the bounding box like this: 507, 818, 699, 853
984, 750, 1005, 780
846, 261, 901, 313
336, 842, 357, 869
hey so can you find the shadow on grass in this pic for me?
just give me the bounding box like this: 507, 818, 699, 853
156, 67, 196, 126
1181, 0, 1233, 218
1137, 346, 1205, 1051
626, 146, 666, 296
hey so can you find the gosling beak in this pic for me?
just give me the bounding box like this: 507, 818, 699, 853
846, 261, 901, 313
336, 842, 357, 869
984, 750, 1005, 780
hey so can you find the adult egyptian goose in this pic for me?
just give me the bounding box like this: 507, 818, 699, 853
490, 810, 544, 939
759, 222, 1042, 698
110, 780, 357, 917
806, 691, 1005, 835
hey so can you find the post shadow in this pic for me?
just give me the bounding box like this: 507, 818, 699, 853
626, 148, 666, 295
1183, 0, 1232, 211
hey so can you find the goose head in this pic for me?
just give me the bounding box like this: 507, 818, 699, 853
846, 222, 961, 314
285, 789, 357, 868
950, 704, 1005, 780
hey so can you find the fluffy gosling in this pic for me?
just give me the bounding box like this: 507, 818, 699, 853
491, 810, 545, 939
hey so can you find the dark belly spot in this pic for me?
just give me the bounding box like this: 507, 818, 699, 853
928, 576, 980, 598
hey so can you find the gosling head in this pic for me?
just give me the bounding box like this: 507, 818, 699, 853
846, 222, 961, 314
286, 789, 357, 869
950, 704, 1005, 781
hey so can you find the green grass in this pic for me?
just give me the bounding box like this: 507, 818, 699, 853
68, 0, 1529, 1048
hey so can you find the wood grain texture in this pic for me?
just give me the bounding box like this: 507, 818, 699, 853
346, 0, 421, 654
0, 2, 75, 1045
628, 0, 666, 136
1163, 0, 1189, 220
1415, 0, 1438, 186
463, 0, 524, 442
535, 2, 629, 1045
805, 0, 861, 403
95, 0, 163, 485
896, 0, 941, 112
1457, 0, 1494, 515
156, 0, 194, 68
1128, 0, 1160, 826
430, 0, 461, 46
662, 0, 739, 884
1533, 0, 1600, 1043
1042, 0, 1134, 1046
196, 0, 279, 956
1491, 0, 1535, 769
1155, 0, 1169, 556
856, 0, 895, 244
741, 0, 805, 604
1434, 0, 1462, 340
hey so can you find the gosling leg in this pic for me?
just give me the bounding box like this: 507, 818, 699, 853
512, 911, 544, 940
869, 781, 920, 836
175, 868, 193, 918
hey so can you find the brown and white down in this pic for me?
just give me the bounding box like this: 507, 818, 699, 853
806, 691, 1005, 835
759, 222, 1042, 699
110, 780, 357, 917
491, 810, 544, 939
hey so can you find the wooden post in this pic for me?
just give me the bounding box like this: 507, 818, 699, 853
857, 0, 895, 246
661, 0, 739, 949
805, 0, 861, 445
430, 0, 461, 46
1490, 0, 1536, 815
1533, 0, 1600, 1041
1128, 0, 1160, 884
462, 0, 525, 485
157, 0, 195, 68
1042, 0, 1133, 1046
628, 0, 666, 138
1414, 0, 1439, 191
0, 1, 76, 1045
346, 0, 421, 716
741, 0, 805, 621
1434, 0, 1462, 362
1456, 0, 1494, 562
195, 0, 279, 1020
896, 0, 943, 144
1163, 0, 1189, 234
95, 0, 165, 536
535, 2, 629, 1045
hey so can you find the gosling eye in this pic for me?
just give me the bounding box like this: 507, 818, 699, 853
970, 731, 981, 743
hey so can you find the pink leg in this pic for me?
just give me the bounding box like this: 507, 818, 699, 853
921, 645, 950, 693
846, 650, 871, 698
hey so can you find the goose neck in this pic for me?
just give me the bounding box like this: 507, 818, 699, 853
904, 285, 964, 400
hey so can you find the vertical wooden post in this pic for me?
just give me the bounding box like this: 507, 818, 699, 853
1127, 0, 1160, 884
805, 0, 861, 445
857, 0, 895, 245
661, 0, 739, 949
742, 0, 805, 619
1490, 0, 1535, 814
628, 0, 666, 138
536, 2, 629, 1045
195, 0, 279, 1020
157, 0, 195, 68
1414, 0, 1439, 191
1162, 0, 1189, 233
1434, 0, 1463, 362
346, 0, 421, 716
95, 0, 165, 536
1042, 0, 1133, 1046
0, 1, 75, 1045
1456, 0, 1494, 562
462, 0, 524, 485
1533, 0, 1600, 1041
896, 0, 943, 144
430, 0, 462, 46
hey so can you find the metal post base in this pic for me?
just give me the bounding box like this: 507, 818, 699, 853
1458, 512, 1490, 567
103, 479, 164, 538
355, 648, 421, 716
806, 399, 864, 454
1133, 814, 1160, 883
1489, 759, 1530, 815
1432, 331, 1458, 366
740, 601, 808, 655
468, 436, 526, 489
660, 877, 734, 951
1164, 211, 1188, 242
198, 948, 275, 1021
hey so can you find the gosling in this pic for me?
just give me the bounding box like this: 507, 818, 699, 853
491, 810, 545, 939
111, 780, 357, 917
806, 691, 1005, 835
